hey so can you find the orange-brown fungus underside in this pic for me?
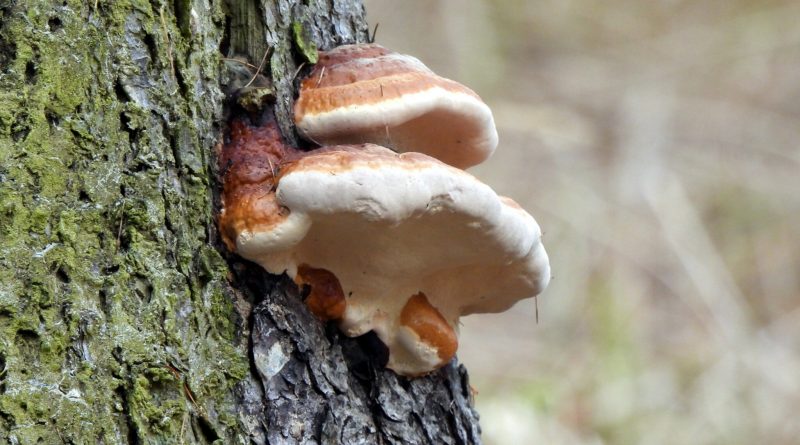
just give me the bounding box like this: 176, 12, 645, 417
218, 117, 300, 250
400, 292, 458, 362
296, 264, 347, 320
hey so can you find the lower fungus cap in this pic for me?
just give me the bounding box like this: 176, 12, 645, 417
224, 143, 550, 376
394, 292, 458, 375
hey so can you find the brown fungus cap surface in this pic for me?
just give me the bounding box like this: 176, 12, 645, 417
294, 43, 498, 169
223, 141, 551, 376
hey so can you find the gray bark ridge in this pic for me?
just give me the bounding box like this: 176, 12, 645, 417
240, 273, 481, 445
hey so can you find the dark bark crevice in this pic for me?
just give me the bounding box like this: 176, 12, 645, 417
225, 266, 481, 444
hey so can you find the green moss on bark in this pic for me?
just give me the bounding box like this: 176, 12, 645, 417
0, 0, 246, 442
292, 21, 319, 64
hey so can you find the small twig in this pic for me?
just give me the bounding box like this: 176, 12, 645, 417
183, 382, 198, 407
244, 46, 273, 89
303, 133, 323, 147
314, 66, 326, 87
180, 414, 188, 442
470, 384, 479, 397
267, 157, 277, 178
369, 22, 380, 43
384, 124, 393, 148
166, 364, 198, 409
534, 295, 539, 324
223, 58, 259, 70
292, 62, 307, 81
166, 364, 181, 381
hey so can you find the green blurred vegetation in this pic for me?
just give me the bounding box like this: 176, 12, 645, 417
366, 1, 800, 443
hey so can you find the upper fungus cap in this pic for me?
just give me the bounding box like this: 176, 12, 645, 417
225, 143, 550, 376
293, 44, 499, 169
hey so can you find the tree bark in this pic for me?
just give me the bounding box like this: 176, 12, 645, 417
0, 0, 481, 443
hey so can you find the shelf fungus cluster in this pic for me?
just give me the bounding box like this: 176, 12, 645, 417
220, 44, 550, 377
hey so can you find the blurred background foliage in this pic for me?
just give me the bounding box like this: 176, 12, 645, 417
364, 1, 800, 444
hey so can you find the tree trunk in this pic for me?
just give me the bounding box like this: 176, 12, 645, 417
0, 1, 481, 443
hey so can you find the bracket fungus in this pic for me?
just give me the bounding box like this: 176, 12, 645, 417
294, 43, 498, 169
219, 118, 550, 376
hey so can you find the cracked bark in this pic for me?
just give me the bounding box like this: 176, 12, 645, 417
0, 0, 481, 443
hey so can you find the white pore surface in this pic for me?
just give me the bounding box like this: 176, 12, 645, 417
237, 150, 550, 375
297, 87, 498, 169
